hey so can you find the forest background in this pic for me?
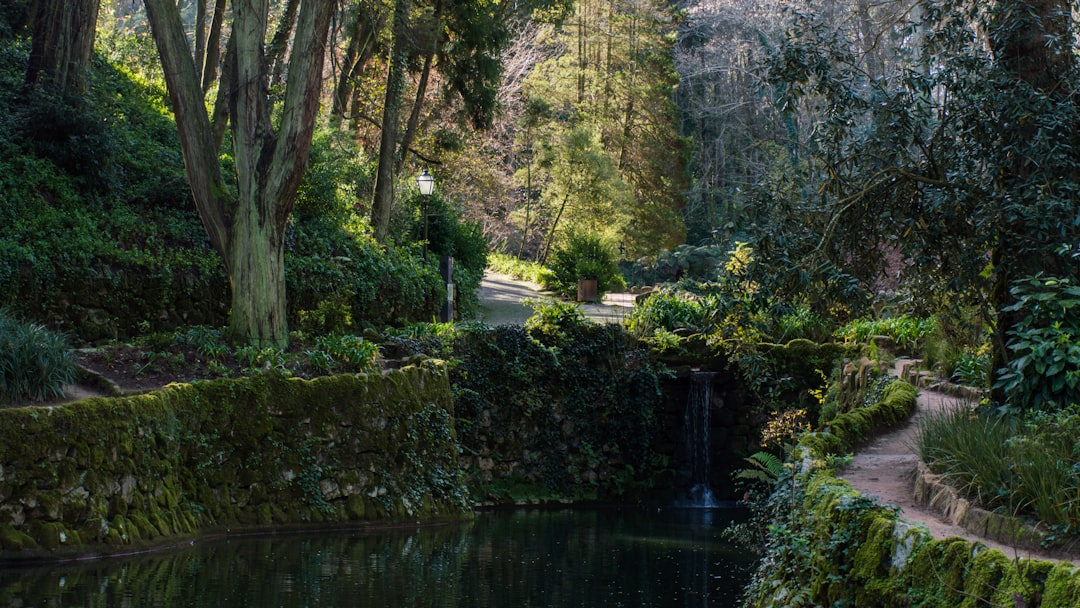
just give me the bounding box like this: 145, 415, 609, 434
1, 0, 1080, 412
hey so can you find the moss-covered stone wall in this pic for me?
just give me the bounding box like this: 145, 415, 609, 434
0, 364, 469, 561
743, 381, 1080, 607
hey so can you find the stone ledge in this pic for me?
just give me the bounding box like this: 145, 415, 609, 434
912, 462, 1079, 559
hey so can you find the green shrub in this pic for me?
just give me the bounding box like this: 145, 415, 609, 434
621, 244, 724, 287
523, 298, 590, 339
995, 275, 1080, 412
543, 232, 624, 300
835, 314, 938, 354
950, 347, 991, 388
624, 291, 705, 338
0, 310, 75, 404
305, 334, 380, 375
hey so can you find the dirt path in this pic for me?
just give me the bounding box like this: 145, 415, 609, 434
840, 359, 1074, 563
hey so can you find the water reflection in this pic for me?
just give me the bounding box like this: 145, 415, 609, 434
0, 508, 753, 607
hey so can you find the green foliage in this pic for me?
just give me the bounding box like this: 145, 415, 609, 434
487, 252, 548, 284
835, 315, 938, 355
294, 129, 374, 222
737, 451, 785, 483
0, 309, 75, 404
518, 0, 688, 255
755, 0, 1080, 413
543, 232, 624, 299
286, 217, 443, 331
996, 275, 1080, 412
949, 347, 991, 389
306, 334, 380, 375
522, 297, 589, 338
391, 191, 489, 320
445, 323, 664, 500
625, 292, 705, 338
917, 404, 1080, 534
620, 244, 725, 287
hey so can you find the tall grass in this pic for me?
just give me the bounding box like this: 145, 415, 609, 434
916, 404, 1080, 529
0, 310, 76, 404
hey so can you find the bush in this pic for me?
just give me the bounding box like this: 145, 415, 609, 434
621, 244, 724, 287
543, 232, 623, 300
835, 314, 938, 355
487, 252, 548, 284
995, 275, 1080, 412
624, 291, 705, 338
0, 310, 75, 404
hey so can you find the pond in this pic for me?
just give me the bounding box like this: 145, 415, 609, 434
0, 508, 754, 607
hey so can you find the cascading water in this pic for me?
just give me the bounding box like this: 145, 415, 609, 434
679, 370, 718, 508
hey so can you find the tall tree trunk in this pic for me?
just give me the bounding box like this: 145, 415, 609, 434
25, 0, 99, 93
145, 0, 333, 348
986, 0, 1073, 404
396, 0, 442, 172
202, 0, 227, 92
267, 0, 299, 89
371, 0, 412, 242
332, 5, 366, 121
194, 0, 207, 84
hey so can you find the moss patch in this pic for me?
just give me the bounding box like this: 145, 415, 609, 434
743, 379, 1080, 607
0, 365, 469, 561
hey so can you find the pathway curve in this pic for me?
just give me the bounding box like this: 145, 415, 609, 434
840, 359, 1073, 563
477, 270, 635, 325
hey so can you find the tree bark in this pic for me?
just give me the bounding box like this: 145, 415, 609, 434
371, 0, 412, 242
396, 0, 442, 172
986, 0, 1073, 404
202, 0, 227, 92
25, 0, 100, 93
145, 0, 333, 348
267, 0, 300, 89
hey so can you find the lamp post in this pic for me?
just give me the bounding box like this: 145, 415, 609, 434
416, 169, 453, 322
416, 169, 435, 256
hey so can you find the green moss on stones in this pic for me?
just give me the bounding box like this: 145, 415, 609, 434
0, 524, 37, 551
1, 365, 468, 561
744, 376, 1080, 607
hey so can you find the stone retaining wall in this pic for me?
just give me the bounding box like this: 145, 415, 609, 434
0, 365, 469, 561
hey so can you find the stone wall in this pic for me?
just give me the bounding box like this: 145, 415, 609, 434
0, 364, 469, 561
743, 381, 1080, 607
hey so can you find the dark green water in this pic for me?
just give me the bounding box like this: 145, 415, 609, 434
0, 508, 754, 607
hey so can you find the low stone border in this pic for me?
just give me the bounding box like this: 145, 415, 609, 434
911, 462, 1079, 558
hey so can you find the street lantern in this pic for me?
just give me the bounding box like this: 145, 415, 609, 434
417, 169, 435, 256
416, 168, 435, 196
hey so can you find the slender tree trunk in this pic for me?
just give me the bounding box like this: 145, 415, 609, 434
540, 191, 570, 264
396, 0, 442, 172
332, 5, 366, 121
202, 0, 227, 92
194, 0, 207, 84
267, 0, 299, 89
371, 0, 412, 241
25, 0, 100, 93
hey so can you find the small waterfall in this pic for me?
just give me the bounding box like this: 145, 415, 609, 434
679, 371, 718, 508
